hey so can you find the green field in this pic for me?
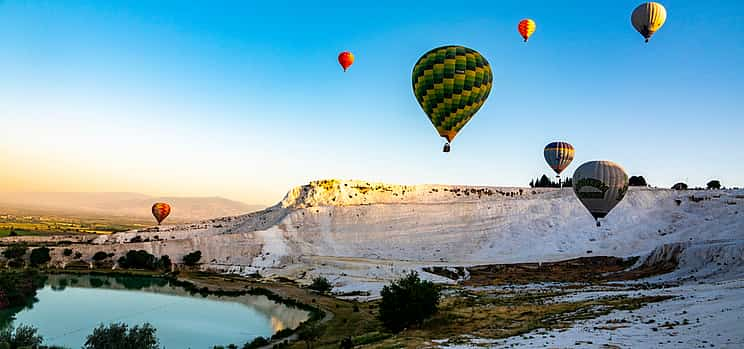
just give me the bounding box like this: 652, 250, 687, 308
0, 213, 146, 237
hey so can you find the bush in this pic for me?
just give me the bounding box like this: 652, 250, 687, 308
0, 270, 46, 309
297, 323, 325, 349
8, 228, 17, 237
707, 180, 722, 190
671, 182, 688, 190
183, 251, 202, 266
2, 244, 28, 260
0, 324, 44, 349
308, 276, 333, 294
92, 251, 109, 262
84, 322, 159, 349
378, 271, 441, 332
63, 248, 74, 256
118, 250, 157, 270
74, 252, 83, 259
158, 255, 172, 270
340, 336, 353, 349
242, 336, 269, 349
29, 247, 51, 266
629, 176, 648, 186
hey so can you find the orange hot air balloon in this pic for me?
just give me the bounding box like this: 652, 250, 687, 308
151, 203, 171, 225
518, 19, 536, 42
338, 51, 354, 72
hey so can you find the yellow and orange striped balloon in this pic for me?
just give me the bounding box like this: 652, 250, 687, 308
631, 2, 667, 43
518, 19, 536, 42
151, 202, 171, 225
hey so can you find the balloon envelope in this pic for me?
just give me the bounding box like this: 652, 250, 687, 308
151, 202, 171, 225
338, 51, 354, 72
412, 45, 493, 147
572, 161, 629, 220
544, 141, 575, 175
631, 2, 667, 42
518, 19, 536, 42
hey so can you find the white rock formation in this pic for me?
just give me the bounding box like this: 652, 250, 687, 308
84, 180, 743, 295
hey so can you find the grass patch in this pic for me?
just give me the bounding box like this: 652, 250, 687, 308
362, 289, 673, 349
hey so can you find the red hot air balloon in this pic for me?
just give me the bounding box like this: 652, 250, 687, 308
338, 51, 354, 72
151, 203, 171, 225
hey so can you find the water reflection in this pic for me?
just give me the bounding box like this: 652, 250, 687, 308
1, 274, 310, 348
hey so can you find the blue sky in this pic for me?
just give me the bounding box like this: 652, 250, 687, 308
1, 0, 742, 204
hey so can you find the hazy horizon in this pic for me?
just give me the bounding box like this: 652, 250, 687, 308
2, 1, 742, 204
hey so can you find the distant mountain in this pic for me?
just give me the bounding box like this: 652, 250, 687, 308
0, 192, 264, 222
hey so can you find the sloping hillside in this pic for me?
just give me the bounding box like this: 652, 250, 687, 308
87, 180, 743, 292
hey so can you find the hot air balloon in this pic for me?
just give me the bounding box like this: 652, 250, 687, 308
631, 2, 667, 43
518, 19, 536, 42
572, 161, 629, 226
412, 45, 493, 152
544, 141, 575, 187
338, 51, 354, 72
151, 202, 171, 225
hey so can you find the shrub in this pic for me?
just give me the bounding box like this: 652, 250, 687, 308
183, 251, 202, 266
158, 255, 172, 270
628, 176, 648, 186
29, 247, 51, 266
242, 336, 269, 349
0, 324, 44, 348
63, 248, 74, 256
118, 250, 157, 270
707, 180, 722, 190
378, 271, 441, 332
74, 252, 83, 259
84, 322, 159, 349
308, 276, 333, 294
2, 244, 28, 260
340, 336, 353, 349
8, 228, 17, 237
92, 251, 109, 262
671, 182, 688, 190
297, 323, 325, 349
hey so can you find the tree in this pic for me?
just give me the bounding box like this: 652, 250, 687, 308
530, 175, 571, 188
118, 250, 157, 270
339, 336, 353, 349
92, 251, 109, 262
0, 324, 44, 349
29, 247, 51, 266
378, 271, 441, 332
671, 182, 688, 190
242, 337, 269, 349
538, 175, 551, 188
297, 324, 325, 349
183, 251, 202, 266
8, 228, 17, 237
707, 180, 722, 190
63, 248, 74, 256
629, 176, 648, 186
308, 276, 333, 294
158, 255, 172, 271
84, 322, 159, 349
2, 244, 28, 260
